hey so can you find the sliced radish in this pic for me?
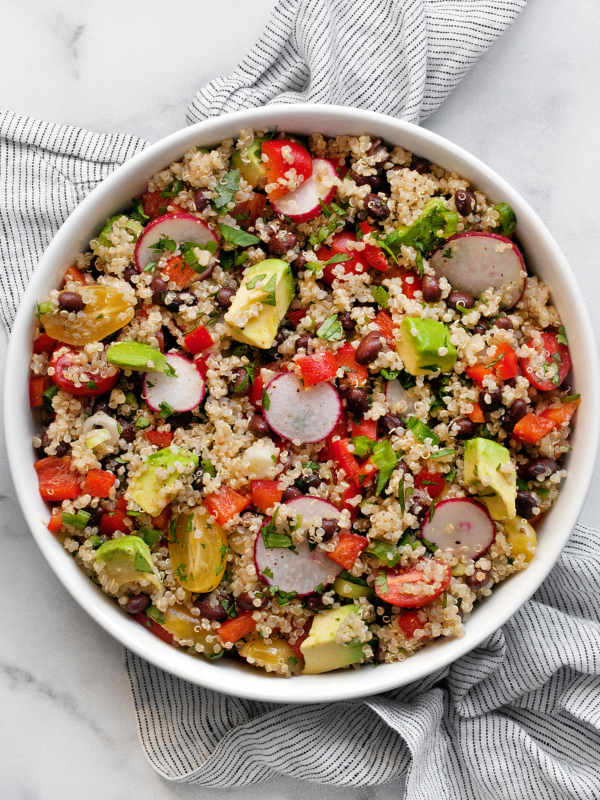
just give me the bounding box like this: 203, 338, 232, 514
254, 496, 343, 595
263, 372, 341, 443
420, 498, 495, 559
430, 232, 526, 309
143, 353, 205, 413
135, 213, 219, 276
271, 158, 338, 223
386, 379, 417, 416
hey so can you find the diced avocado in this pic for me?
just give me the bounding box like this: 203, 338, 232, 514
127, 447, 199, 516
301, 604, 367, 675
94, 215, 143, 254
386, 198, 458, 256
226, 259, 295, 349
230, 136, 268, 189
464, 437, 516, 519
396, 317, 457, 375
106, 342, 174, 373
480, 494, 509, 521
95, 535, 163, 592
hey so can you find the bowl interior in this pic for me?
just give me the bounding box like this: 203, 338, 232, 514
5, 105, 599, 703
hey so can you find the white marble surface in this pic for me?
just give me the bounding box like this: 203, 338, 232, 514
2, 0, 600, 797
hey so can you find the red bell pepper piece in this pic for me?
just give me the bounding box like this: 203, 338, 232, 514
350, 418, 378, 440
194, 353, 211, 377
34, 456, 80, 501
373, 310, 396, 345
329, 438, 359, 478
146, 430, 174, 448
329, 157, 348, 180
316, 231, 370, 285
334, 341, 369, 387
402, 272, 422, 300
297, 352, 338, 386
205, 486, 251, 525
231, 192, 267, 230
327, 531, 368, 570
81, 469, 116, 499
539, 399, 580, 428
47, 512, 64, 533
262, 139, 313, 201
512, 413, 555, 443
358, 221, 388, 272
468, 402, 485, 423
33, 331, 58, 355
142, 190, 186, 220
151, 505, 171, 531
414, 470, 445, 499
396, 609, 424, 639
249, 374, 265, 410
134, 611, 174, 644
161, 254, 197, 290
353, 456, 378, 488
29, 375, 51, 408
338, 483, 363, 523
62, 265, 86, 286
99, 509, 133, 538
319, 408, 349, 462
217, 610, 257, 643
287, 308, 308, 325
251, 480, 283, 514
466, 343, 519, 386
520, 331, 572, 391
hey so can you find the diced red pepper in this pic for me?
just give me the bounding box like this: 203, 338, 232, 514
205, 486, 251, 525
329, 157, 348, 180
184, 324, 214, 355
466, 343, 519, 386
287, 308, 308, 325
249, 374, 265, 410
154, 328, 165, 353
414, 471, 445, 499
194, 353, 211, 377
338, 483, 363, 523
520, 331, 572, 391
231, 192, 267, 230
316, 231, 370, 285
217, 610, 257, 643
251, 480, 283, 514
402, 272, 422, 300
465, 363, 494, 387
34, 456, 80, 502
468, 403, 485, 423
115, 496, 129, 514
350, 418, 378, 441
297, 352, 338, 387
396, 609, 424, 639
319, 408, 349, 462
358, 221, 388, 272
373, 310, 396, 346
539, 400, 580, 428
145, 430, 174, 448
33, 331, 58, 355
327, 531, 368, 570
353, 456, 378, 488
329, 438, 359, 478
151, 505, 171, 531
334, 341, 369, 387
81, 469, 116, 499
262, 140, 313, 201
62, 265, 86, 285
47, 512, 63, 532
134, 611, 174, 644
29, 375, 51, 408
160, 254, 197, 290
512, 413, 556, 443
99, 509, 133, 538
142, 191, 186, 220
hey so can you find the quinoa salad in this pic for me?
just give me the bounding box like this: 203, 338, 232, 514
29, 128, 579, 677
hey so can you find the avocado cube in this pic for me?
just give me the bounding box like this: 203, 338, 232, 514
225, 258, 295, 349
396, 317, 457, 376
127, 447, 199, 516
106, 342, 172, 373
230, 136, 268, 189
95, 535, 163, 592
301, 605, 367, 675
464, 437, 516, 519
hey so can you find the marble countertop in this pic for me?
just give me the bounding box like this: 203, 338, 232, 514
2, 0, 600, 797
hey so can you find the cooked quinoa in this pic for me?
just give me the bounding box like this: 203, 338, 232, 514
29, 128, 579, 678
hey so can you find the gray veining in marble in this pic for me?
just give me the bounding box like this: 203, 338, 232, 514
2, 0, 600, 797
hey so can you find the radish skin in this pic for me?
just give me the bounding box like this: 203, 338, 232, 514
135, 213, 219, 275
420, 498, 495, 559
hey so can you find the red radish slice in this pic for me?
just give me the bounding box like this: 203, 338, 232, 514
420, 498, 495, 559
271, 158, 338, 223
143, 353, 205, 413
430, 232, 526, 309
254, 496, 343, 594
135, 213, 219, 275
263, 372, 341, 443
386, 379, 417, 415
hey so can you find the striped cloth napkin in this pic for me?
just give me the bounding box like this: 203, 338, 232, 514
5, 1, 600, 797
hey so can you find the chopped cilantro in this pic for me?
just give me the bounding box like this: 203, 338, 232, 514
219, 223, 260, 248
316, 314, 344, 341
371, 285, 390, 308
212, 169, 240, 211
201, 460, 217, 478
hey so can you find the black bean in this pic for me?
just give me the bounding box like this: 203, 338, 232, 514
364, 193, 390, 222
409, 500, 430, 522
411, 157, 430, 175
421, 276, 441, 303
473, 322, 489, 336
125, 594, 150, 615
192, 466, 206, 491
516, 491, 538, 519
55, 441, 71, 458
450, 418, 478, 439
118, 418, 135, 443
82, 504, 102, 528
164, 292, 195, 312
355, 331, 382, 365
217, 288, 236, 310
367, 139, 389, 164
493, 315, 513, 330
320, 519, 339, 542
249, 414, 270, 438
103, 457, 123, 475
301, 473, 326, 491
518, 457, 558, 481
268, 230, 298, 255
339, 312, 355, 332
295, 334, 311, 353
236, 591, 268, 611
501, 398, 528, 432
350, 171, 386, 192
504, 377, 517, 389
346, 387, 370, 416
454, 188, 477, 216
193, 189, 210, 213
58, 292, 85, 313
40, 432, 52, 453
150, 275, 168, 304
123, 266, 138, 285
194, 595, 227, 620
230, 367, 251, 396
448, 291, 475, 310
92, 397, 111, 416
170, 411, 193, 430
479, 386, 503, 412
279, 488, 301, 504
466, 569, 490, 589
292, 252, 307, 272
379, 414, 406, 435
304, 593, 327, 612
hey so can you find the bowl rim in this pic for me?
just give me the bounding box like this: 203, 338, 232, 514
5, 103, 599, 703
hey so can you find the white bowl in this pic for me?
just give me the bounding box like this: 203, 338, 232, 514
6, 105, 599, 703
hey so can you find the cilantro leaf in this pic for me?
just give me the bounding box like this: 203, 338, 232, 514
371, 441, 399, 495
212, 169, 240, 211
371, 285, 390, 308
557, 326, 568, 346
316, 314, 344, 341
149, 234, 177, 253
219, 223, 260, 248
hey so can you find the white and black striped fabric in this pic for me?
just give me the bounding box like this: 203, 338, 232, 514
7, 1, 600, 797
